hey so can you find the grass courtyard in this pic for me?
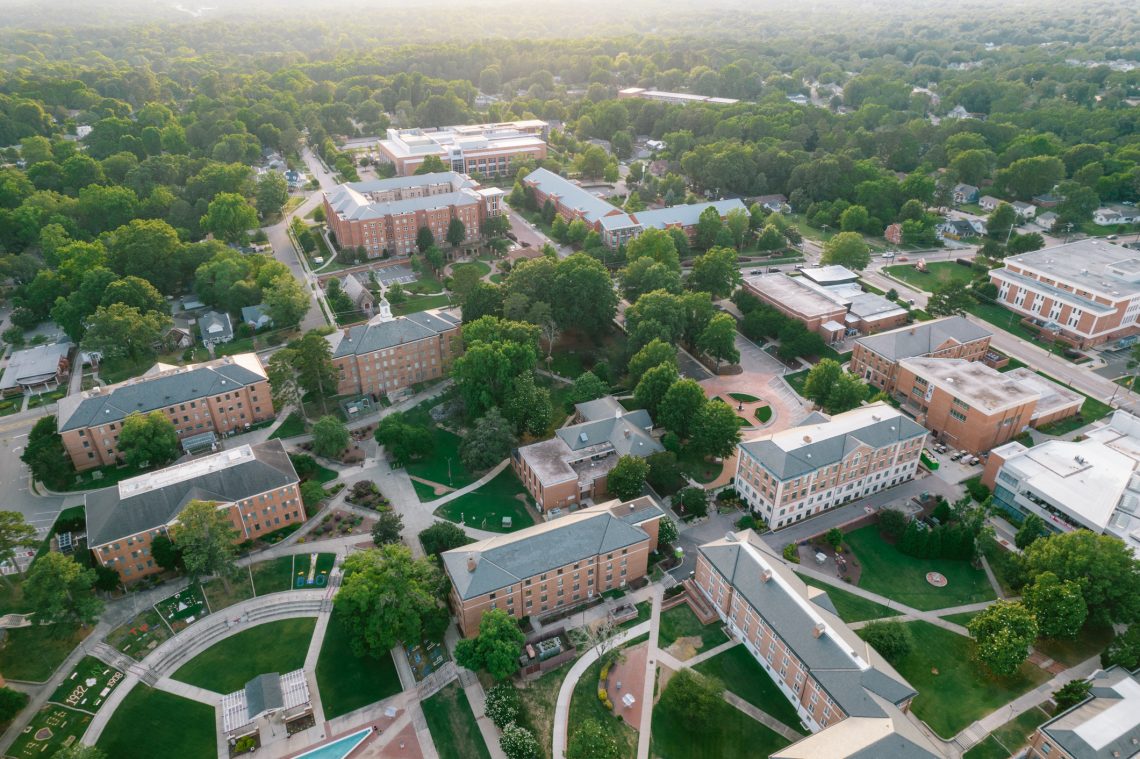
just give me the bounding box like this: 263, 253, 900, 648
843, 525, 995, 611
0, 623, 90, 682
964, 705, 1050, 759
405, 428, 476, 491
268, 411, 307, 439
315, 609, 403, 719
97, 685, 217, 759
883, 261, 977, 292
250, 555, 297, 595
201, 573, 255, 613
865, 621, 1050, 738
569, 656, 637, 759
657, 604, 729, 653
692, 645, 806, 734
171, 617, 316, 694
434, 468, 536, 533
421, 682, 492, 759
798, 574, 899, 623
516, 662, 571, 759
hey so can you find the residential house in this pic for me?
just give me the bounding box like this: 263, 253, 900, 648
442, 497, 665, 636
849, 316, 993, 392
952, 184, 980, 204
1034, 211, 1059, 231
1032, 193, 1063, 209
979, 195, 1002, 212
342, 274, 376, 317
200, 311, 234, 348
240, 304, 273, 330
754, 194, 788, 213
164, 327, 194, 350
1093, 205, 1140, 226
0, 342, 73, 397
936, 219, 980, 240
1011, 201, 1037, 219
945, 105, 974, 120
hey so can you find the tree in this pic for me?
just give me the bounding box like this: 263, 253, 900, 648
1015, 513, 1046, 550
24, 552, 103, 626
263, 275, 310, 327
987, 203, 1018, 240
1053, 679, 1092, 711
658, 669, 723, 728
0, 686, 28, 723
1102, 624, 1140, 669
659, 516, 678, 545
608, 455, 650, 500
101, 276, 166, 315
463, 282, 504, 323
82, 303, 169, 362
0, 511, 37, 582
659, 379, 708, 439
414, 155, 449, 175
416, 226, 435, 254
1007, 232, 1045, 255
633, 362, 679, 417
1022, 531, 1140, 625
567, 719, 620, 759
1023, 572, 1088, 639
755, 225, 785, 251
692, 399, 742, 458
803, 359, 842, 408
419, 522, 474, 559
21, 416, 73, 491
176, 499, 240, 590
200, 192, 258, 243
460, 407, 516, 471
821, 231, 870, 270
627, 339, 677, 385
620, 258, 682, 301
255, 171, 289, 217
968, 601, 1038, 675
553, 254, 617, 336
840, 204, 870, 233
688, 247, 741, 298
499, 723, 540, 759
51, 745, 107, 759
334, 545, 448, 657
375, 413, 434, 466
150, 534, 182, 571
826, 373, 868, 414
826, 527, 844, 552
860, 620, 913, 662
360, 508, 402, 545
311, 415, 350, 459
290, 331, 337, 402
455, 608, 526, 680
927, 283, 974, 316
996, 156, 1065, 199
447, 217, 467, 250
626, 228, 681, 270
118, 411, 179, 469
569, 371, 609, 404
694, 206, 723, 250
698, 313, 740, 370
504, 373, 552, 437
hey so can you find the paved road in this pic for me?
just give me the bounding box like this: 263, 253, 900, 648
506, 208, 571, 258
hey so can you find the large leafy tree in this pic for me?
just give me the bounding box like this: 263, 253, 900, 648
334, 545, 449, 657
698, 312, 740, 370
374, 413, 434, 466
633, 362, 680, 417
200, 192, 258, 243
24, 552, 103, 626
0, 511, 38, 583
568, 719, 620, 759
607, 455, 650, 500
21, 415, 73, 491
101, 276, 166, 315
625, 228, 680, 270
446, 217, 466, 249
460, 407, 516, 471
263, 275, 309, 327
455, 608, 526, 680
569, 371, 609, 404
688, 246, 741, 298
1022, 531, 1140, 625
1023, 571, 1088, 639
620, 257, 682, 301
968, 601, 1038, 676
255, 171, 288, 217
820, 231, 870, 270
803, 359, 842, 408
627, 339, 677, 385
694, 206, 723, 250
1102, 624, 1140, 669
927, 283, 974, 317
176, 499, 240, 591
118, 411, 179, 469
419, 522, 473, 559
311, 415, 349, 459
106, 219, 183, 293
658, 379, 707, 439
504, 373, 552, 437
552, 254, 618, 336
692, 399, 742, 458
81, 303, 170, 362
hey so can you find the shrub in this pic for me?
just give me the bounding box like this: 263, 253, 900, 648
499, 722, 540, 759
782, 543, 800, 563
0, 686, 28, 721
877, 508, 907, 540
485, 684, 522, 729
860, 620, 913, 662
234, 736, 256, 753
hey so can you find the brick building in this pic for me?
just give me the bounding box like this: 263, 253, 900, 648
1026, 665, 1140, 758
442, 498, 664, 636
988, 240, 1140, 348
376, 121, 548, 176
735, 403, 927, 529
325, 298, 461, 398
848, 317, 993, 393
742, 272, 907, 341
323, 172, 505, 259
512, 396, 662, 514
522, 168, 747, 249
56, 354, 274, 471
695, 531, 940, 758
84, 441, 301, 581
893, 359, 1082, 453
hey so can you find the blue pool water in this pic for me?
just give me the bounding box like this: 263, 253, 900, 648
293, 727, 372, 759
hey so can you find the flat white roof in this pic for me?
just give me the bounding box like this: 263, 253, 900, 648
119, 445, 257, 498
899, 358, 1041, 414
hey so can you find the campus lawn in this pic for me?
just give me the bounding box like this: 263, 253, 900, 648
867, 621, 1050, 738
883, 262, 976, 292
843, 525, 996, 611
421, 682, 492, 759
755, 405, 772, 423
516, 662, 572, 759
569, 657, 637, 759
798, 575, 900, 623
404, 428, 475, 489
97, 685, 217, 759
678, 448, 724, 484
941, 611, 981, 627
394, 293, 452, 315
549, 349, 585, 379
1033, 623, 1115, 667
291, 552, 336, 590
657, 604, 729, 652
434, 468, 536, 533
316, 609, 402, 719
650, 680, 792, 759
8, 705, 92, 759
0, 623, 89, 682
250, 555, 295, 595
50, 656, 123, 712
450, 260, 491, 280
963, 706, 1050, 759
201, 573, 255, 612
693, 645, 806, 733
728, 392, 761, 403
268, 411, 307, 440
106, 608, 171, 658
413, 478, 446, 502
172, 617, 316, 693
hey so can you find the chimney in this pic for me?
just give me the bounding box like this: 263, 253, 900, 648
812, 622, 826, 638
803, 435, 812, 443
466, 555, 477, 572
761, 569, 773, 583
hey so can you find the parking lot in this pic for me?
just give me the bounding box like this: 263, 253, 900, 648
374, 264, 416, 287
924, 443, 986, 484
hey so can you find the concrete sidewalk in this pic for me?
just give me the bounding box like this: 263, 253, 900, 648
723, 691, 804, 743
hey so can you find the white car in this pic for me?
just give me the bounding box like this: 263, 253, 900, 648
881, 252, 896, 259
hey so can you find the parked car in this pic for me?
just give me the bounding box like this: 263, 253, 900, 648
749, 269, 762, 275
968, 456, 981, 466
881, 252, 895, 259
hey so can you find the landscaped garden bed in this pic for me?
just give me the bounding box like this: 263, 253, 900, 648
49, 656, 125, 713
106, 608, 172, 658
310, 509, 372, 539
154, 584, 210, 632
345, 479, 392, 510
9, 704, 92, 759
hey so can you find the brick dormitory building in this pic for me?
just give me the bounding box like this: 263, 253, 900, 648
322, 171, 505, 259
848, 316, 993, 393
56, 354, 274, 471
442, 498, 664, 636
84, 440, 301, 581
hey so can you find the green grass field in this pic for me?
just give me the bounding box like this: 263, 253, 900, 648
421, 682, 493, 759
1033, 623, 1115, 667
657, 604, 729, 651
755, 405, 772, 423
941, 611, 981, 627
0, 624, 88, 682
883, 262, 976, 292
434, 468, 536, 533
867, 621, 1050, 738
290, 552, 336, 589
569, 657, 637, 759
268, 411, 307, 439
394, 293, 452, 315
250, 555, 295, 595
728, 392, 761, 403
316, 609, 403, 719
963, 706, 1050, 759
404, 428, 475, 488
650, 675, 791, 759
171, 617, 315, 693
798, 575, 900, 623
200, 573, 255, 612
844, 525, 995, 611
97, 686, 217, 759
693, 645, 806, 733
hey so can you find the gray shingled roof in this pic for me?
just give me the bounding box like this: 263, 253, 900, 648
554, 411, 661, 458
524, 168, 619, 224
632, 199, 748, 230
853, 316, 992, 361
443, 499, 664, 600
1039, 665, 1140, 759
331, 310, 459, 358
58, 360, 266, 432
245, 673, 283, 719
83, 440, 298, 546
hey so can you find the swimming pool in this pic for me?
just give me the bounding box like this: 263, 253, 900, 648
292, 727, 372, 759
